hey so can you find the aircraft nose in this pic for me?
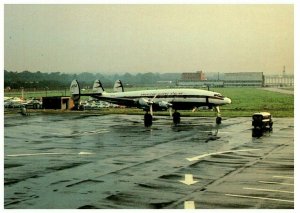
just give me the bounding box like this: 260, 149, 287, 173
225, 97, 231, 104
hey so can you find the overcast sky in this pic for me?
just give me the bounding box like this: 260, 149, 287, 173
4, 4, 294, 74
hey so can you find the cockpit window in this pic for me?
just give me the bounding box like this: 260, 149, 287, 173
214, 93, 224, 98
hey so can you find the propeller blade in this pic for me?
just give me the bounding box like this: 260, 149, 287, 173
151, 94, 158, 102
150, 104, 153, 116
148, 94, 158, 116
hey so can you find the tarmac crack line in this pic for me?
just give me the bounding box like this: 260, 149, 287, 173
186, 148, 261, 162
165, 144, 287, 209
92, 151, 182, 179
258, 181, 294, 186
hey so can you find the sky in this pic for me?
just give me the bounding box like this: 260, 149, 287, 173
4, 4, 294, 75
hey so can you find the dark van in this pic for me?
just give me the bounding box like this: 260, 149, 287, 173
252, 112, 273, 129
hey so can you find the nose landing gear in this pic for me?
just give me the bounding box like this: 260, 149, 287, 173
215, 106, 222, 125
172, 110, 181, 126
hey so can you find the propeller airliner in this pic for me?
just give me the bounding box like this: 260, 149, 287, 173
70, 79, 231, 126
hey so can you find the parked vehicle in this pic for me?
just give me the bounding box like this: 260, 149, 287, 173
4, 97, 25, 108
24, 98, 43, 109
252, 112, 273, 129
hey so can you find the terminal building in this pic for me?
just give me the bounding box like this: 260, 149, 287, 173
177, 80, 224, 87
178, 70, 293, 88
223, 72, 264, 87
178, 71, 265, 87
178, 70, 224, 87
264, 75, 294, 87
181, 71, 206, 81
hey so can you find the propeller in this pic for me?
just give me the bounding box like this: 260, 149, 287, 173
148, 94, 157, 116
169, 107, 173, 118
138, 94, 173, 116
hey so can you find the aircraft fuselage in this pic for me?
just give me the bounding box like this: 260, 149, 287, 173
97, 88, 231, 111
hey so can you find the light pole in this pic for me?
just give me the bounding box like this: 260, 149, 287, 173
20, 87, 24, 99
45, 87, 49, 97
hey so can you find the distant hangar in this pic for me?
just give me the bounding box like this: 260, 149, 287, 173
177, 71, 293, 87
223, 72, 263, 87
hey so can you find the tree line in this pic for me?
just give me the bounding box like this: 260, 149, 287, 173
4, 70, 181, 90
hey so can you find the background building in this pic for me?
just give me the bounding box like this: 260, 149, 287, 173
42, 96, 74, 110
223, 72, 264, 87
264, 75, 294, 87
178, 71, 293, 88
177, 80, 224, 87
178, 70, 224, 87
181, 71, 206, 81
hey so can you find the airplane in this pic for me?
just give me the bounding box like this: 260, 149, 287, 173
70, 79, 231, 126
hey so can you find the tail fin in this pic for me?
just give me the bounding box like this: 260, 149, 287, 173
113, 80, 124, 92
70, 80, 80, 101
93, 80, 105, 93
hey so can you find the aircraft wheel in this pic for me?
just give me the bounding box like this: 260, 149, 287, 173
216, 117, 222, 124
144, 113, 153, 127
172, 111, 181, 126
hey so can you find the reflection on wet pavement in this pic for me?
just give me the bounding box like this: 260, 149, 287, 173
4, 114, 294, 209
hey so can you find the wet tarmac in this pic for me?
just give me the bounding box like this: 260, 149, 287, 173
4, 113, 294, 209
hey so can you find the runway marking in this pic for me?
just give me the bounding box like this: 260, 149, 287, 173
184, 201, 195, 209
225, 193, 294, 203
186, 149, 260, 162
189, 130, 230, 134
258, 181, 294, 186
273, 175, 294, 179
243, 187, 294, 194
179, 174, 198, 186
6, 152, 94, 157
71, 130, 110, 136
51, 129, 109, 137
78, 152, 94, 155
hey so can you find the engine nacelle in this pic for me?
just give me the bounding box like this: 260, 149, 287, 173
138, 98, 150, 108
158, 101, 172, 109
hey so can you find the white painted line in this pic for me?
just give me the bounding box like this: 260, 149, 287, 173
78, 152, 94, 155
186, 149, 260, 162
225, 193, 294, 203
189, 130, 230, 134
218, 131, 231, 134
243, 187, 294, 194
273, 175, 294, 179
184, 201, 195, 209
6, 152, 94, 157
72, 130, 110, 136
51, 129, 109, 137
6, 153, 65, 157
258, 181, 294, 186
179, 174, 198, 186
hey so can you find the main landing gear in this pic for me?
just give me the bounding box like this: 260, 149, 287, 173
144, 111, 153, 127
144, 109, 181, 127
172, 110, 181, 126
144, 107, 222, 127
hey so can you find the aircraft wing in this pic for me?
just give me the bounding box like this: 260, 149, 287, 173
89, 94, 136, 107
